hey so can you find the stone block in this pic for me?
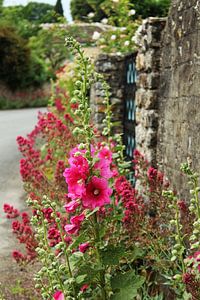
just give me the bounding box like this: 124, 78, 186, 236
138, 73, 160, 89
136, 89, 158, 109
136, 53, 146, 71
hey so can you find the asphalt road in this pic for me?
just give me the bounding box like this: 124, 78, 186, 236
0, 108, 46, 256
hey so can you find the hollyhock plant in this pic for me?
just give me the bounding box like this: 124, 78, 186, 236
82, 176, 112, 210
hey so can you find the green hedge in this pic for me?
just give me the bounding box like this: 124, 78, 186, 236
0, 26, 48, 90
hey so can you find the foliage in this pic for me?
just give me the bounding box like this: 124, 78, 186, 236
28, 24, 70, 78
133, 0, 171, 19
22, 2, 56, 24
54, 0, 64, 17
0, 92, 49, 109
70, 0, 106, 22
3, 37, 200, 300
70, 0, 171, 22
0, 25, 47, 90
92, 0, 141, 54
0, 3, 56, 39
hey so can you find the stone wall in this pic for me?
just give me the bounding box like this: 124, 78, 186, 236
90, 53, 136, 135
156, 0, 200, 193
135, 18, 166, 164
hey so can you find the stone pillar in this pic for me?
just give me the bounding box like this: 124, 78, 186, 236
90, 53, 134, 135
135, 17, 166, 164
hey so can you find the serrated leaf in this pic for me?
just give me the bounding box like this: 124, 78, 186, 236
111, 270, 145, 300
101, 245, 125, 266
69, 251, 83, 271
126, 246, 145, 262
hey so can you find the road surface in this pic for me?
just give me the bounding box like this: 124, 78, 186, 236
0, 108, 46, 256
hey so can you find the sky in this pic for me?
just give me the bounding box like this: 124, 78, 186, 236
3, 0, 73, 22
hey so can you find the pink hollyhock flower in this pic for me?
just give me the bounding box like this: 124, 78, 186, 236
53, 290, 64, 300
64, 200, 79, 213
63, 166, 86, 199
70, 213, 85, 225
98, 147, 112, 162
94, 158, 112, 179
82, 176, 112, 209
80, 284, 89, 292
69, 147, 86, 158
64, 223, 79, 235
79, 242, 90, 253
68, 155, 89, 173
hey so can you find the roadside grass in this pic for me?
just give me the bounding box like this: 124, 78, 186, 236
0, 97, 48, 110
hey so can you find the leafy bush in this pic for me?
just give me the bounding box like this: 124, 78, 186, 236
29, 25, 70, 78
4, 38, 200, 300
0, 6, 39, 39
133, 0, 171, 19
22, 2, 56, 24
0, 26, 31, 90
70, 0, 171, 22
0, 26, 48, 90
70, 0, 106, 22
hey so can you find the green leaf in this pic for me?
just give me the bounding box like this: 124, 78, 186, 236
126, 246, 145, 262
75, 274, 87, 285
101, 245, 125, 266
85, 207, 99, 219
68, 232, 86, 251
69, 251, 84, 271
111, 270, 145, 300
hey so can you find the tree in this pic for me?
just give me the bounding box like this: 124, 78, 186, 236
54, 0, 64, 17
133, 0, 171, 19
70, 0, 171, 22
70, 0, 106, 22
28, 25, 70, 77
22, 2, 55, 23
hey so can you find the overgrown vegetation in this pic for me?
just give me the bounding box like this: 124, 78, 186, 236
3, 36, 200, 300
71, 0, 171, 22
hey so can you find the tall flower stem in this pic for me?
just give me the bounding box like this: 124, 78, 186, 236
174, 204, 186, 274
93, 213, 108, 300
52, 208, 77, 299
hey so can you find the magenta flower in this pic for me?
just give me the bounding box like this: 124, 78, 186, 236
63, 166, 86, 199
65, 213, 85, 235
53, 291, 64, 300
68, 154, 89, 172
98, 147, 112, 162
82, 176, 112, 209
94, 158, 112, 179
64, 224, 79, 235
64, 200, 79, 213
79, 242, 90, 253
70, 213, 85, 225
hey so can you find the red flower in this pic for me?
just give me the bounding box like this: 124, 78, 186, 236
80, 284, 89, 292
79, 243, 90, 253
